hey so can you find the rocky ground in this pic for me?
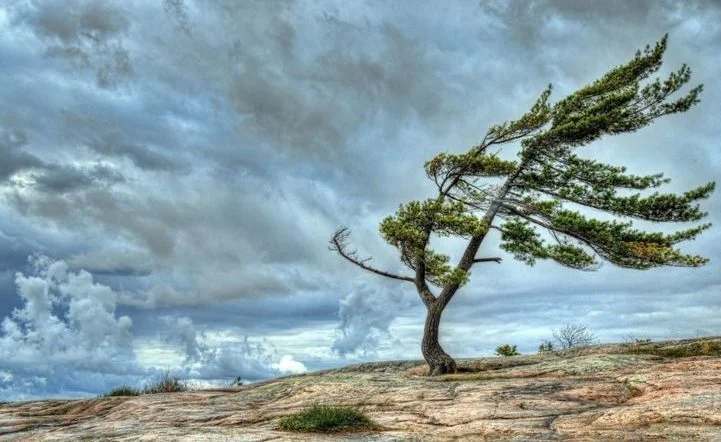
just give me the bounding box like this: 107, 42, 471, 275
1, 337, 720, 441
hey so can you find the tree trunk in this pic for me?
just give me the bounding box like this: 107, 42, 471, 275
422, 302, 457, 375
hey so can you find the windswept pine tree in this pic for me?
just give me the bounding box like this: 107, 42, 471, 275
329, 35, 713, 375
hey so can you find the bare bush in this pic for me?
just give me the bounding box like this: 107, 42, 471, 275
552, 323, 598, 349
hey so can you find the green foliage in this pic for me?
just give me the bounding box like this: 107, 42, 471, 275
384, 34, 711, 288
500, 219, 598, 269
495, 344, 520, 357
332, 35, 712, 335
379, 199, 483, 286
103, 386, 140, 397
538, 341, 554, 353
425, 152, 518, 184
486, 84, 553, 143
278, 405, 379, 433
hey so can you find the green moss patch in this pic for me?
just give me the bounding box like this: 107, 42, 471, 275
624, 340, 721, 358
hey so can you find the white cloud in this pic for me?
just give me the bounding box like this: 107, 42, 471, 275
332, 283, 414, 357
0, 256, 317, 399
0, 255, 135, 374
159, 315, 309, 381
272, 355, 307, 375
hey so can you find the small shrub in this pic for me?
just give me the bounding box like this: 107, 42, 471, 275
622, 334, 652, 346
142, 371, 188, 394
538, 340, 554, 353
552, 323, 598, 349
278, 405, 379, 433
104, 386, 140, 397
495, 344, 520, 357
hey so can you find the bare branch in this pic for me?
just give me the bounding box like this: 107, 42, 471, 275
329, 227, 415, 283
473, 257, 503, 264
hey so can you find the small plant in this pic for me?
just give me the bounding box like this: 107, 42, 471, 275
552, 323, 598, 350
622, 334, 652, 346
538, 340, 554, 353
104, 386, 140, 397
495, 344, 520, 357
278, 405, 379, 433
142, 371, 188, 394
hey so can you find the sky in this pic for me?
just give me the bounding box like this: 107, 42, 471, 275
0, 0, 719, 401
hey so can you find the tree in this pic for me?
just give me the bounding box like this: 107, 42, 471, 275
329, 35, 713, 375
495, 344, 520, 356
552, 323, 597, 350
538, 340, 554, 353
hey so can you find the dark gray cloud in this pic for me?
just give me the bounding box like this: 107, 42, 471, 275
13, 0, 133, 89
84, 135, 185, 172
0, 128, 124, 192
0, 129, 44, 181
0, 0, 719, 399
21, 0, 130, 43
32, 163, 125, 192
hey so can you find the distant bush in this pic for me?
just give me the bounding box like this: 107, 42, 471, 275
538, 340, 554, 353
142, 371, 188, 394
495, 344, 520, 357
104, 386, 140, 397
278, 405, 379, 433
552, 323, 598, 349
622, 335, 652, 345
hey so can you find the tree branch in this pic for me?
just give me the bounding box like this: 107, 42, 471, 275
474, 257, 503, 264
436, 165, 529, 309
329, 227, 415, 283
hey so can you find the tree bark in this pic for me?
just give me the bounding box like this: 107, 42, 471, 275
422, 302, 457, 375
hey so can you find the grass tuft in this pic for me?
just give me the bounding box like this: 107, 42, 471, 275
278, 405, 380, 433
142, 371, 188, 394
103, 386, 140, 397
103, 371, 189, 397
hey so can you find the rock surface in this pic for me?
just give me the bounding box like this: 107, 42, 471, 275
2, 337, 721, 441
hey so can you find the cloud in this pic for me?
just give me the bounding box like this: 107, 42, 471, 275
0, 255, 140, 399
162, 0, 192, 36
332, 283, 413, 357
272, 355, 307, 374
0, 0, 719, 400
160, 315, 308, 381
12, 0, 133, 89
0, 129, 44, 182
67, 247, 153, 276
0, 127, 124, 194
0, 256, 313, 399
84, 134, 186, 172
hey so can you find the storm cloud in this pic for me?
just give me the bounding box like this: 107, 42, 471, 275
0, 0, 719, 399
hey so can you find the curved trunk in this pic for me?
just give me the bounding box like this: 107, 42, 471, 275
422, 302, 457, 375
